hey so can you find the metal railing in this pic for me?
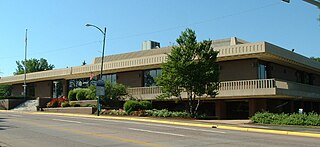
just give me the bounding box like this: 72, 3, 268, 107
127, 79, 276, 95
127, 86, 163, 95
218, 79, 275, 91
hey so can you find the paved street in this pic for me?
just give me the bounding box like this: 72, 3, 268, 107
0, 111, 319, 147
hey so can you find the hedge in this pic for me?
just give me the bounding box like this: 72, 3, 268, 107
123, 100, 152, 114
250, 112, 320, 126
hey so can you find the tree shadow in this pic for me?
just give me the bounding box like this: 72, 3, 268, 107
0, 117, 9, 130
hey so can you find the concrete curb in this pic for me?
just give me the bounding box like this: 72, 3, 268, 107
215, 125, 320, 138
1, 110, 320, 138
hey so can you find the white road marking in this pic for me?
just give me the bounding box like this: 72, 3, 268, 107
9, 114, 22, 117
128, 128, 185, 137
52, 119, 82, 124
49, 115, 226, 134
98, 119, 226, 134
52, 118, 97, 126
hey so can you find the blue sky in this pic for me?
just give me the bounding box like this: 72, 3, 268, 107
0, 0, 319, 77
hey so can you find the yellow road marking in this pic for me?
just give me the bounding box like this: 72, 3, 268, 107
2, 110, 320, 138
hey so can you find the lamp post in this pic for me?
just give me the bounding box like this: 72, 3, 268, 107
86, 24, 106, 116
23, 29, 28, 100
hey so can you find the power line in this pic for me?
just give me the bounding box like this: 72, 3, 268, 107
108, 2, 281, 41
0, 40, 100, 60
0, 2, 280, 59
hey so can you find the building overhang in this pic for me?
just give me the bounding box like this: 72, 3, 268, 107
1, 41, 320, 85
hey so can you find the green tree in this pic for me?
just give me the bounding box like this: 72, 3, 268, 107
157, 28, 220, 117
0, 85, 12, 96
105, 81, 127, 100
14, 58, 54, 75
310, 57, 320, 62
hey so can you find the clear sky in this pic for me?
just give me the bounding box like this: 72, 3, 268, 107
0, 0, 319, 77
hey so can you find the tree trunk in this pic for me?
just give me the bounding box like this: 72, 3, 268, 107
194, 99, 200, 115
188, 92, 194, 117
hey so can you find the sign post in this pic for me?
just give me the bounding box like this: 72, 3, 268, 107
96, 80, 105, 116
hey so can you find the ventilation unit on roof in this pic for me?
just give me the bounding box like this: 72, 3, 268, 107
142, 40, 160, 50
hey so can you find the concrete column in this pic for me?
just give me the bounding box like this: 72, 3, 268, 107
249, 99, 267, 117
215, 100, 227, 119
62, 80, 68, 97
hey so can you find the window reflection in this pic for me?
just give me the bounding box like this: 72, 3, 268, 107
144, 69, 161, 87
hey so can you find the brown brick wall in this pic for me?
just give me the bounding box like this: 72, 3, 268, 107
218, 59, 258, 81
34, 81, 52, 98
268, 63, 297, 82
117, 70, 143, 87
11, 84, 23, 96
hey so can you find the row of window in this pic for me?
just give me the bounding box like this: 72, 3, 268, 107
68, 69, 162, 90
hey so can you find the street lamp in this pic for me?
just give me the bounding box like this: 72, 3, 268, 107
86, 24, 106, 116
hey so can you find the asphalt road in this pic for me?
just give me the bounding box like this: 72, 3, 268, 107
0, 111, 319, 147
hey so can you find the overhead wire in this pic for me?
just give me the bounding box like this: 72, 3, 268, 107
0, 2, 281, 59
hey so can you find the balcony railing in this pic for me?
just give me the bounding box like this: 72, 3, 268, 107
218, 79, 275, 91
127, 86, 162, 95
127, 79, 276, 97
127, 79, 320, 99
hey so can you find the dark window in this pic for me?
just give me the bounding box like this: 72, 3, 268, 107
144, 69, 162, 87
258, 64, 267, 79
52, 80, 63, 98
102, 74, 117, 84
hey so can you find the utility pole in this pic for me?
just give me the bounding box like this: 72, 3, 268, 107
23, 29, 28, 100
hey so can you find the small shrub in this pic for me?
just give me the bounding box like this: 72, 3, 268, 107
46, 96, 67, 108
105, 109, 127, 115
124, 100, 140, 114
68, 90, 77, 101
86, 85, 96, 100
139, 101, 152, 110
76, 90, 87, 100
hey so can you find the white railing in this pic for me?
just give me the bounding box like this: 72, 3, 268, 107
127, 86, 163, 95
219, 79, 275, 91
127, 79, 276, 96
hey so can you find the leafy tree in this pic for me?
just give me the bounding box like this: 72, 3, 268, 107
105, 81, 127, 100
310, 57, 320, 62
0, 85, 12, 96
14, 58, 54, 75
157, 28, 220, 117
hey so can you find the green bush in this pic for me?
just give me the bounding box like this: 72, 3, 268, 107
105, 81, 128, 100
145, 109, 190, 118
123, 100, 153, 114
86, 85, 96, 100
61, 102, 70, 107
76, 90, 87, 100
124, 100, 140, 114
68, 90, 77, 101
139, 101, 152, 110
251, 112, 320, 126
